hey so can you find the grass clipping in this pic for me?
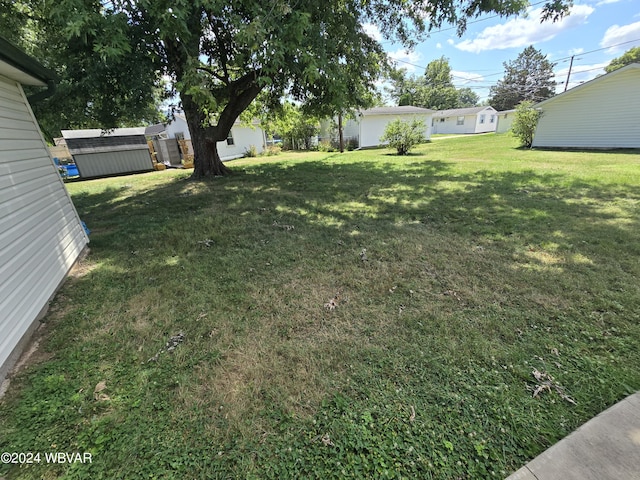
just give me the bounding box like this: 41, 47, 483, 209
530, 368, 576, 405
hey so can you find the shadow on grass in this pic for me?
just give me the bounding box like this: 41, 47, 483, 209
2, 149, 639, 478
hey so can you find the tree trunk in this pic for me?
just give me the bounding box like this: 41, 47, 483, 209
182, 94, 232, 178
190, 125, 232, 177
338, 113, 344, 153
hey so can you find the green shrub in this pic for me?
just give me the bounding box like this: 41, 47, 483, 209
380, 118, 427, 155
346, 138, 359, 151
244, 145, 258, 157
511, 101, 541, 148
317, 140, 335, 152
264, 144, 282, 156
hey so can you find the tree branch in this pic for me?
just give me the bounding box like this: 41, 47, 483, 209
196, 65, 227, 83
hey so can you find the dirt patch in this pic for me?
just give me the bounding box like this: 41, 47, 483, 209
0, 322, 54, 400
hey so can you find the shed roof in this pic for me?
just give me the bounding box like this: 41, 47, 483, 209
360, 106, 434, 116
61, 127, 147, 139
145, 123, 166, 136
0, 36, 58, 86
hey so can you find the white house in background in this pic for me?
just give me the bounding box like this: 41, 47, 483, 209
342, 106, 433, 148
532, 63, 640, 149
495, 109, 516, 134
0, 37, 89, 383
164, 113, 266, 160
431, 106, 497, 134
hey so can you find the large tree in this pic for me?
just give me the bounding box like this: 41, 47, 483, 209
388, 58, 480, 110
489, 46, 556, 111
605, 46, 640, 73
4, 0, 570, 177
0, 1, 167, 142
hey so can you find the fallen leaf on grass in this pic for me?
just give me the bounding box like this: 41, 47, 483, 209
272, 221, 294, 231
443, 290, 461, 300
324, 297, 338, 311
324, 291, 341, 311
409, 405, 416, 422
93, 381, 110, 401
197, 239, 214, 247
321, 434, 334, 446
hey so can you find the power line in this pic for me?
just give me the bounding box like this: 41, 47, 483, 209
388, 37, 640, 86
552, 38, 640, 63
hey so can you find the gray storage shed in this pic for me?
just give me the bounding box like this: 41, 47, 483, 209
62, 127, 154, 178
0, 37, 89, 383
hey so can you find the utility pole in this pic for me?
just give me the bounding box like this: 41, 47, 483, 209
564, 55, 575, 92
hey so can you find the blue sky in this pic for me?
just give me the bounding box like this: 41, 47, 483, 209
365, 0, 640, 103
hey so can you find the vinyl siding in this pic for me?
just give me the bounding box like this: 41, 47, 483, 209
432, 107, 497, 134
218, 125, 265, 161
73, 148, 153, 178
496, 111, 515, 134
431, 115, 477, 134
0, 75, 88, 377
533, 66, 640, 148
165, 115, 266, 160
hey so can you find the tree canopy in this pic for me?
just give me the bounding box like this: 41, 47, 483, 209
489, 46, 556, 111
388, 57, 479, 110
3, 0, 570, 177
605, 47, 640, 73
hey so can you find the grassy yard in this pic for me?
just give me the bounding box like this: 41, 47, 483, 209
1, 134, 639, 479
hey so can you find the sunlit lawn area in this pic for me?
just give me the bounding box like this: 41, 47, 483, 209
1, 134, 639, 479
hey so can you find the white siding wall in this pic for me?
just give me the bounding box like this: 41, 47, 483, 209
431, 115, 476, 134
165, 116, 265, 160
165, 116, 190, 140
496, 112, 515, 134
360, 114, 432, 148
342, 118, 359, 140
0, 75, 88, 378
474, 112, 497, 134
219, 125, 265, 160
533, 67, 640, 148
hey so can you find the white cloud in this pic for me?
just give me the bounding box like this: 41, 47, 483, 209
600, 21, 640, 51
552, 61, 608, 92
436, 42, 443, 49
596, 0, 620, 5
388, 49, 422, 73
447, 39, 455, 45
362, 23, 383, 42
568, 47, 584, 55
454, 4, 595, 53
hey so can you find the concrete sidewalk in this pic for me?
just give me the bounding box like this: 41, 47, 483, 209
506, 392, 640, 480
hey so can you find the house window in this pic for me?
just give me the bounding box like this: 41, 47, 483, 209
490, 115, 495, 123
175, 132, 185, 140
456, 116, 464, 125
227, 132, 234, 146
479, 114, 485, 124
440, 118, 445, 123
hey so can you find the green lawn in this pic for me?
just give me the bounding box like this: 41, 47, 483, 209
2, 134, 639, 479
